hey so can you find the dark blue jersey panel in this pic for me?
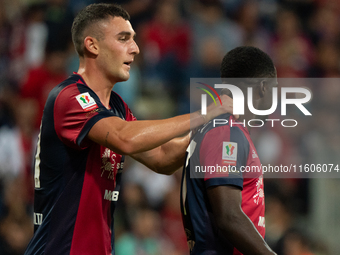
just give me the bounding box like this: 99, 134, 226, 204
205, 125, 250, 189
181, 113, 251, 255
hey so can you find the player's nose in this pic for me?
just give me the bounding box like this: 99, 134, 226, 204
130, 40, 140, 55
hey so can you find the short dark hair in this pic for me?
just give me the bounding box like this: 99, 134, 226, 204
220, 46, 276, 78
71, 3, 130, 57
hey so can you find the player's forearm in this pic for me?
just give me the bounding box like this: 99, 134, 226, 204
131, 135, 189, 175
153, 135, 189, 174
109, 110, 223, 155
120, 93, 233, 154
89, 95, 233, 155
110, 115, 191, 154
217, 211, 276, 255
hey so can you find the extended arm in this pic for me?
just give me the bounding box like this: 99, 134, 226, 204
207, 185, 276, 255
130, 134, 190, 175
88, 95, 233, 155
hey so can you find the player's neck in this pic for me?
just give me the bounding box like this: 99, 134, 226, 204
239, 96, 264, 132
77, 63, 114, 109
238, 108, 256, 133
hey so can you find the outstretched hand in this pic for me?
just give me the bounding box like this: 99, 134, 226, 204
205, 94, 239, 122
220, 94, 239, 119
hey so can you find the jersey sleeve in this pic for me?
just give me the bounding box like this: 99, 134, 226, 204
200, 125, 250, 190
54, 85, 116, 149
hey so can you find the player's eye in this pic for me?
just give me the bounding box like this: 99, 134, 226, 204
119, 36, 128, 42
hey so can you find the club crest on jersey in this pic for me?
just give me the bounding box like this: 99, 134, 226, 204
222, 142, 237, 165
76, 92, 98, 111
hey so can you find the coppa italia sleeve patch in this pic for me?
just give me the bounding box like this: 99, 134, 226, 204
75, 92, 98, 111
222, 142, 237, 166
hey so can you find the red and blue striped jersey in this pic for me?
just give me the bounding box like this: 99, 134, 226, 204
181, 114, 265, 255
25, 73, 136, 255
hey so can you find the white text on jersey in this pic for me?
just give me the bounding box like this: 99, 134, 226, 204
34, 213, 43, 225
104, 190, 119, 201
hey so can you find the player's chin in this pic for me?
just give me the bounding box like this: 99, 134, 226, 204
118, 72, 130, 82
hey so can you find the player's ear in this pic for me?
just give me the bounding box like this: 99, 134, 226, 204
84, 36, 99, 56
259, 80, 266, 98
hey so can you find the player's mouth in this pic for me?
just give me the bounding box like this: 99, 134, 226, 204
123, 61, 133, 69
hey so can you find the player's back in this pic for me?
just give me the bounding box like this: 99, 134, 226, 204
180, 113, 265, 255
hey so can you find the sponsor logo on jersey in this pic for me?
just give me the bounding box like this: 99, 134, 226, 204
222, 142, 237, 165
253, 177, 264, 205
258, 216, 265, 228
101, 148, 115, 180
76, 92, 98, 111
252, 150, 258, 159
104, 189, 119, 201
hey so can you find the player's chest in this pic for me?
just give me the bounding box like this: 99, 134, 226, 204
247, 140, 261, 168
98, 147, 124, 181
86, 145, 124, 186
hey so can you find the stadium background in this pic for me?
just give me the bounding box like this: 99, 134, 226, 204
0, 0, 340, 254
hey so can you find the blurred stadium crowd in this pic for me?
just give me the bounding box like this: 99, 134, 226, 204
0, 0, 340, 254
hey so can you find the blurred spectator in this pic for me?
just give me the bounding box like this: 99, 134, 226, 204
114, 181, 149, 241
189, 0, 243, 62
101, 0, 157, 28
160, 177, 188, 255
265, 188, 294, 253
24, 3, 48, 69
0, 99, 38, 203
282, 230, 315, 255
67, 0, 96, 17
309, 5, 340, 45
280, 0, 315, 31
0, 84, 17, 128
6, 3, 48, 85
0, 2, 11, 88
115, 208, 173, 255
0, 177, 33, 255
45, 0, 73, 52
270, 9, 314, 77
120, 0, 157, 28
188, 37, 224, 78
140, 0, 191, 97
236, 1, 271, 51
123, 161, 176, 208
307, 41, 340, 77
20, 47, 68, 128
8, 6, 28, 85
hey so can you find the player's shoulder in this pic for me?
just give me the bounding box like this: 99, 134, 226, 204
52, 74, 103, 107
200, 113, 250, 145
194, 113, 231, 139
47, 74, 85, 100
